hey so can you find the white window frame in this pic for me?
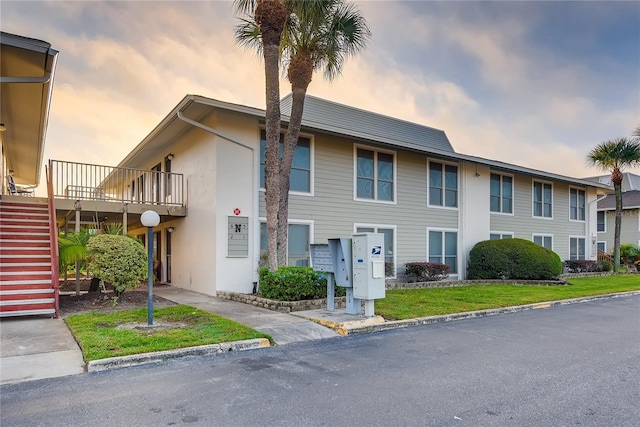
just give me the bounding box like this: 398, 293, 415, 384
532, 233, 554, 250
597, 210, 607, 233
258, 218, 314, 266
489, 172, 514, 215
532, 180, 553, 219
569, 236, 586, 261
490, 232, 514, 240
427, 159, 459, 210
259, 129, 315, 197
426, 227, 459, 276
354, 223, 397, 278
596, 241, 607, 253
353, 144, 397, 204
569, 187, 586, 222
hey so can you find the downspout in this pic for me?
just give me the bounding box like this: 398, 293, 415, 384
176, 106, 261, 286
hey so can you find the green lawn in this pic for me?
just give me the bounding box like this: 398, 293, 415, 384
375, 275, 640, 320
64, 305, 272, 362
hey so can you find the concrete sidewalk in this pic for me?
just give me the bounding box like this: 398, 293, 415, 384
153, 287, 342, 345
0, 317, 85, 385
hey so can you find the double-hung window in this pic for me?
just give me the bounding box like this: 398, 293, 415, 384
260, 221, 311, 266
429, 162, 458, 208
597, 211, 606, 232
533, 181, 552, 218
490, 233, 513, 240
355, 147, 395, 202
569, 237, 586, 260
570, 188, 585, 221
490, 173, 513, 213
533, 234, 553, 250
428, 230, 458, 274
260, 131, 311, 193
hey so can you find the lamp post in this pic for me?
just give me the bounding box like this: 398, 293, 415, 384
141, 210, 160, 325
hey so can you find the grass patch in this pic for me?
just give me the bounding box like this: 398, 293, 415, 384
64, 305, 272, 362
376, 275, 640, 320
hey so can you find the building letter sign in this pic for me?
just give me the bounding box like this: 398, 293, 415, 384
228, 216, 249, 257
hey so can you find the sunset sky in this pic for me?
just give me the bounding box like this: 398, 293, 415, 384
2, 0, 639, 188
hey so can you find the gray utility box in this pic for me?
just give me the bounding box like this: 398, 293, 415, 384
352, 233, 386, 300
328, 238, 352, 287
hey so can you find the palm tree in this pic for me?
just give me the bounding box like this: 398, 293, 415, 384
587, 136, 640, 272
235, 0, 289, 270
58, 230, 91, 296
276, 0, 370, 264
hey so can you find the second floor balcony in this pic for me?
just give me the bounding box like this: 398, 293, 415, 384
49, 160, 186, 223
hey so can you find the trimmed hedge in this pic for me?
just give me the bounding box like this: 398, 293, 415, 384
405, 262, 450, 282
258, 267, 346, 301
86, 234, 147, 295
564, 259, 611, 273
467, 238, 562, 280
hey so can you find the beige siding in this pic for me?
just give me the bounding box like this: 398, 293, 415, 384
491, 175, 590, 260
260, 132, 459, 273
597, 208, 640, 251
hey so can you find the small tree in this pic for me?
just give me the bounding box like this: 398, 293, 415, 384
86, 234, 148, 298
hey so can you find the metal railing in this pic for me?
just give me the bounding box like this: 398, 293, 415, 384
49, 160, 184, 206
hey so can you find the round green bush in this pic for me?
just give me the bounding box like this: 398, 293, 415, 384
467, 238, 562, 280
86, 234, 148, 295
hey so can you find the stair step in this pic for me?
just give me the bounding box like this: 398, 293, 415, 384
0, 308, 56, 317
0, 282, 54, 291
0, 288, 55, 296
0, 224, 50, 230
1, 298, 55, 306
0, 290, 55, 301
0, 254, 51, 259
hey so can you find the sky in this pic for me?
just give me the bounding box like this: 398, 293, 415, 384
2, 0, 639, 191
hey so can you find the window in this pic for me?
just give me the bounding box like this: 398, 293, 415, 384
429, 162, 458, 208
490, 173, 513, 213
490, 233, 513, 240
355, 148, 395, 201
428, 230, 457, 274
164, 155, 172, 198
570, 237, 586, 260
533, 181, 552, 218
355, 225, 395, 277
260, 131, 311, 193
533, 234, 553, 250
597, 242, 606, 253
570, 188, 585, 221
597, 211, 606, 233
260, 221, 311, 266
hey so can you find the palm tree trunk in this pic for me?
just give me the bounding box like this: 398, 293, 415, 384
255, 0, 287, 271
278, 55, 313, 266
613, 182, 622, 272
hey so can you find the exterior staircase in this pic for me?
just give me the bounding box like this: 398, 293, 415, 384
0, 199, 58, 317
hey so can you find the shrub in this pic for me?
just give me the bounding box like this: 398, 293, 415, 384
467, 238, 562, 280
86, 234, 148, 296
598, 259, 613, 272
405, 262, 450, 281
564, 259, 610, 273
258, 267, 346, 301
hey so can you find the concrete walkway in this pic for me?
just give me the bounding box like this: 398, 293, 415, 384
153, 287, 341, 345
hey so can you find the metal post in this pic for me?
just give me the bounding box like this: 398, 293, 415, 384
147, 226, 154, 325
326, 273, 335, 312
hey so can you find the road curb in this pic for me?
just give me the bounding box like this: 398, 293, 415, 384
87, 338, 270, 372
337, 291, 640, 335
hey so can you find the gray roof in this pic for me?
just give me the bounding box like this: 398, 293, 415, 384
280, 94, 455, 153
583, 172, 640, 192
597, 190, 640, 210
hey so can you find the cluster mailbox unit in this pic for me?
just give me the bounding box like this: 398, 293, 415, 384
310, 233, 386, 317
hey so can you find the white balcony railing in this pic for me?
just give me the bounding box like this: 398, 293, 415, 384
49, 160, 184, 207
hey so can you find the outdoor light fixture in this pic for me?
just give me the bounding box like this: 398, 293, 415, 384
0, 123, 6, 132
167, 153, 174, 161
591, 233, 597, 245
167, 226, 175, 233
141, 210, 160, 325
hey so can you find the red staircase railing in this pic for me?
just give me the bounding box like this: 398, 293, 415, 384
46, 164, 60, 318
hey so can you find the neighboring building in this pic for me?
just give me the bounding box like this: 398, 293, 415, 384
591, 173, 640, 252
113, 94, 608, 296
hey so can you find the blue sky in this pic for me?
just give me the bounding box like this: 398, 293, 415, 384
2, 0, 639, 180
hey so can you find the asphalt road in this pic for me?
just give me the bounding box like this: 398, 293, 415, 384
2, 295, 639, 427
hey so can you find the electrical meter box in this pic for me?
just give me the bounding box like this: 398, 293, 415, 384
328, 238, 352, 287
351, 233, 386, 300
